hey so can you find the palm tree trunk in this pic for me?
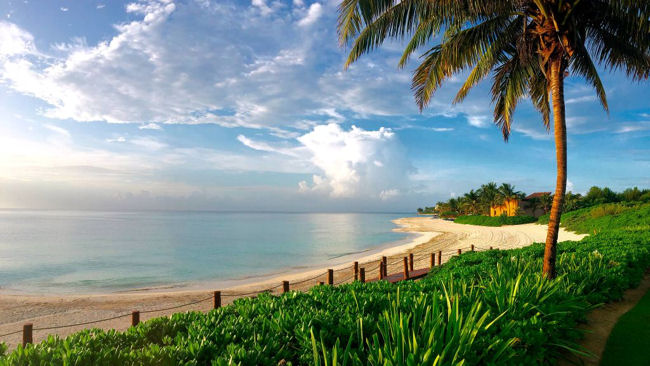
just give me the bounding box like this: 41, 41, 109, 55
543, 59, 568, 279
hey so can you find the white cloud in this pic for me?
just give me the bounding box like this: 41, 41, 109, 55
0, 21, 37, 57
298, 3, 322, 27
60, 7, 69, 12
513, 125, 551, 140
379, 188, 399, 200
565, 95, 596, 104
566, 180, 574, 192
296, 124, 413, 198
0, 1, 428, 132
252, 0, 273, 16
139, 123, 163, 130
43, 124, 71, 138
467, 115, 488, 128
616, 121, 650, 133
106, 136, 127, 143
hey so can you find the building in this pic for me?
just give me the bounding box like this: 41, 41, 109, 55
520, 192, 552, 217
489, 192, 551, 217
489, 198, 519, 217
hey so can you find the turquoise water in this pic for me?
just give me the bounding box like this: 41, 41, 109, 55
0, 211, 410, 293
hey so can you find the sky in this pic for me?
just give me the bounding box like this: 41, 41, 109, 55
0, 0, 648, 212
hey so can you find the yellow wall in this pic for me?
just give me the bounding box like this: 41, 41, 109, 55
490, 198, 519, 217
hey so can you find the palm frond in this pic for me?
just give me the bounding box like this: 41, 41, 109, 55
491, 52, 532, 141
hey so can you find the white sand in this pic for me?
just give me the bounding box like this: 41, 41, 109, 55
0, 217, 585, 349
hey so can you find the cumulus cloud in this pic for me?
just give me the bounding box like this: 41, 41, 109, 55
0, 21, 37, 57
467, 115, 488, 128
139, 123, 162, 130
0, 0, 426, 132
297, 3, 322, 27
296, 124, 413, 198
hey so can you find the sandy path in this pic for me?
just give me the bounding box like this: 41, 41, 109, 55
0, 217, 584, 349
559, 273, 650, 366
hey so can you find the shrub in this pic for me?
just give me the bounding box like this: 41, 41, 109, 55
538, 202, 650, 234
454, 215, 537, 226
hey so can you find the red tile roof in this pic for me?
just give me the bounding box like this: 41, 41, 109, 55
525, 192, 551, 199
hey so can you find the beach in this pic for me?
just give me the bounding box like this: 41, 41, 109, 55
0, 217, 585, 349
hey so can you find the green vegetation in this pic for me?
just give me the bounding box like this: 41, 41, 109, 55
418, 182, 527, 217
600, 287, 650, 366
2, 202, 649, 365
556, 186, 650, 213
454, 215, 537, 226
538, 202, 650, 234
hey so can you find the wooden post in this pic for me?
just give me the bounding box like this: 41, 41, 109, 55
403, 257, 409, 280
471, 244, 475, 252
437, 250, 442, 266
379, 261, 384, 280
457, 248, 462, 256
318, 281, 324, 285
327, 269, 334, 285
359, 268, 365, 283
282, 281, 290, 293
354, 261, 359, 281
382, 256, 387, 277
131, 311, 140, 327
490, 246, 493, 250
430, 253, 435, 268
22, 323, 32, 347
213, 291, 221, 309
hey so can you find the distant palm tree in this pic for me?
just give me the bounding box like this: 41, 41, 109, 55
527, 196, 543, 216
338, 0, 650, 278
563, 192, 583, 212
498, 183, 523, 201
463, 189, 481, 215
540, 193, 553, 214
478, 182, 500, 215
447, 197, 461, 214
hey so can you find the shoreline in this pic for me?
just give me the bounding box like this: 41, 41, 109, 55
0, 217, 435, 297
0, 217, 586, 349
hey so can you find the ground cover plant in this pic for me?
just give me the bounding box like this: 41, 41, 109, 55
538, 202, 650, 234
454, 215, 537, 227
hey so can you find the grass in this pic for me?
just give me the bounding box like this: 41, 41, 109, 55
537, 202, 650, 234
599, 286, 650, 366
454, 215, 537, 226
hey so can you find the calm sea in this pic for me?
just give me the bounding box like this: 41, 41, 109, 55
0, 211, 411, 294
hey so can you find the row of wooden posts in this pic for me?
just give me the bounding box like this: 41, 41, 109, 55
20, 245, 491, 347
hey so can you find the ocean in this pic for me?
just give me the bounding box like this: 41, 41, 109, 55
0, 211, 411, 293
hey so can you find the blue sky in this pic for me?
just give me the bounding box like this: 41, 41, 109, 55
0, 0, 648, 212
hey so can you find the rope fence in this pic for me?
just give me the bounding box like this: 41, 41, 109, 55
0, 244, 499, 347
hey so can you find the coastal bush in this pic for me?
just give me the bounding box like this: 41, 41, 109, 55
537, 202, 650, 234
454, 215, 537, 226
2, 210, 649, 365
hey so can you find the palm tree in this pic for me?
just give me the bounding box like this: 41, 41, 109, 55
563, 192, 582, 212
447, 197, 461, 214
540, 193, 553, 214
478, 182, 500, 215
463, 189, 481, 215
527, 196, 543, 216
498, 183, 523, 201
338, 1, 650, 278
